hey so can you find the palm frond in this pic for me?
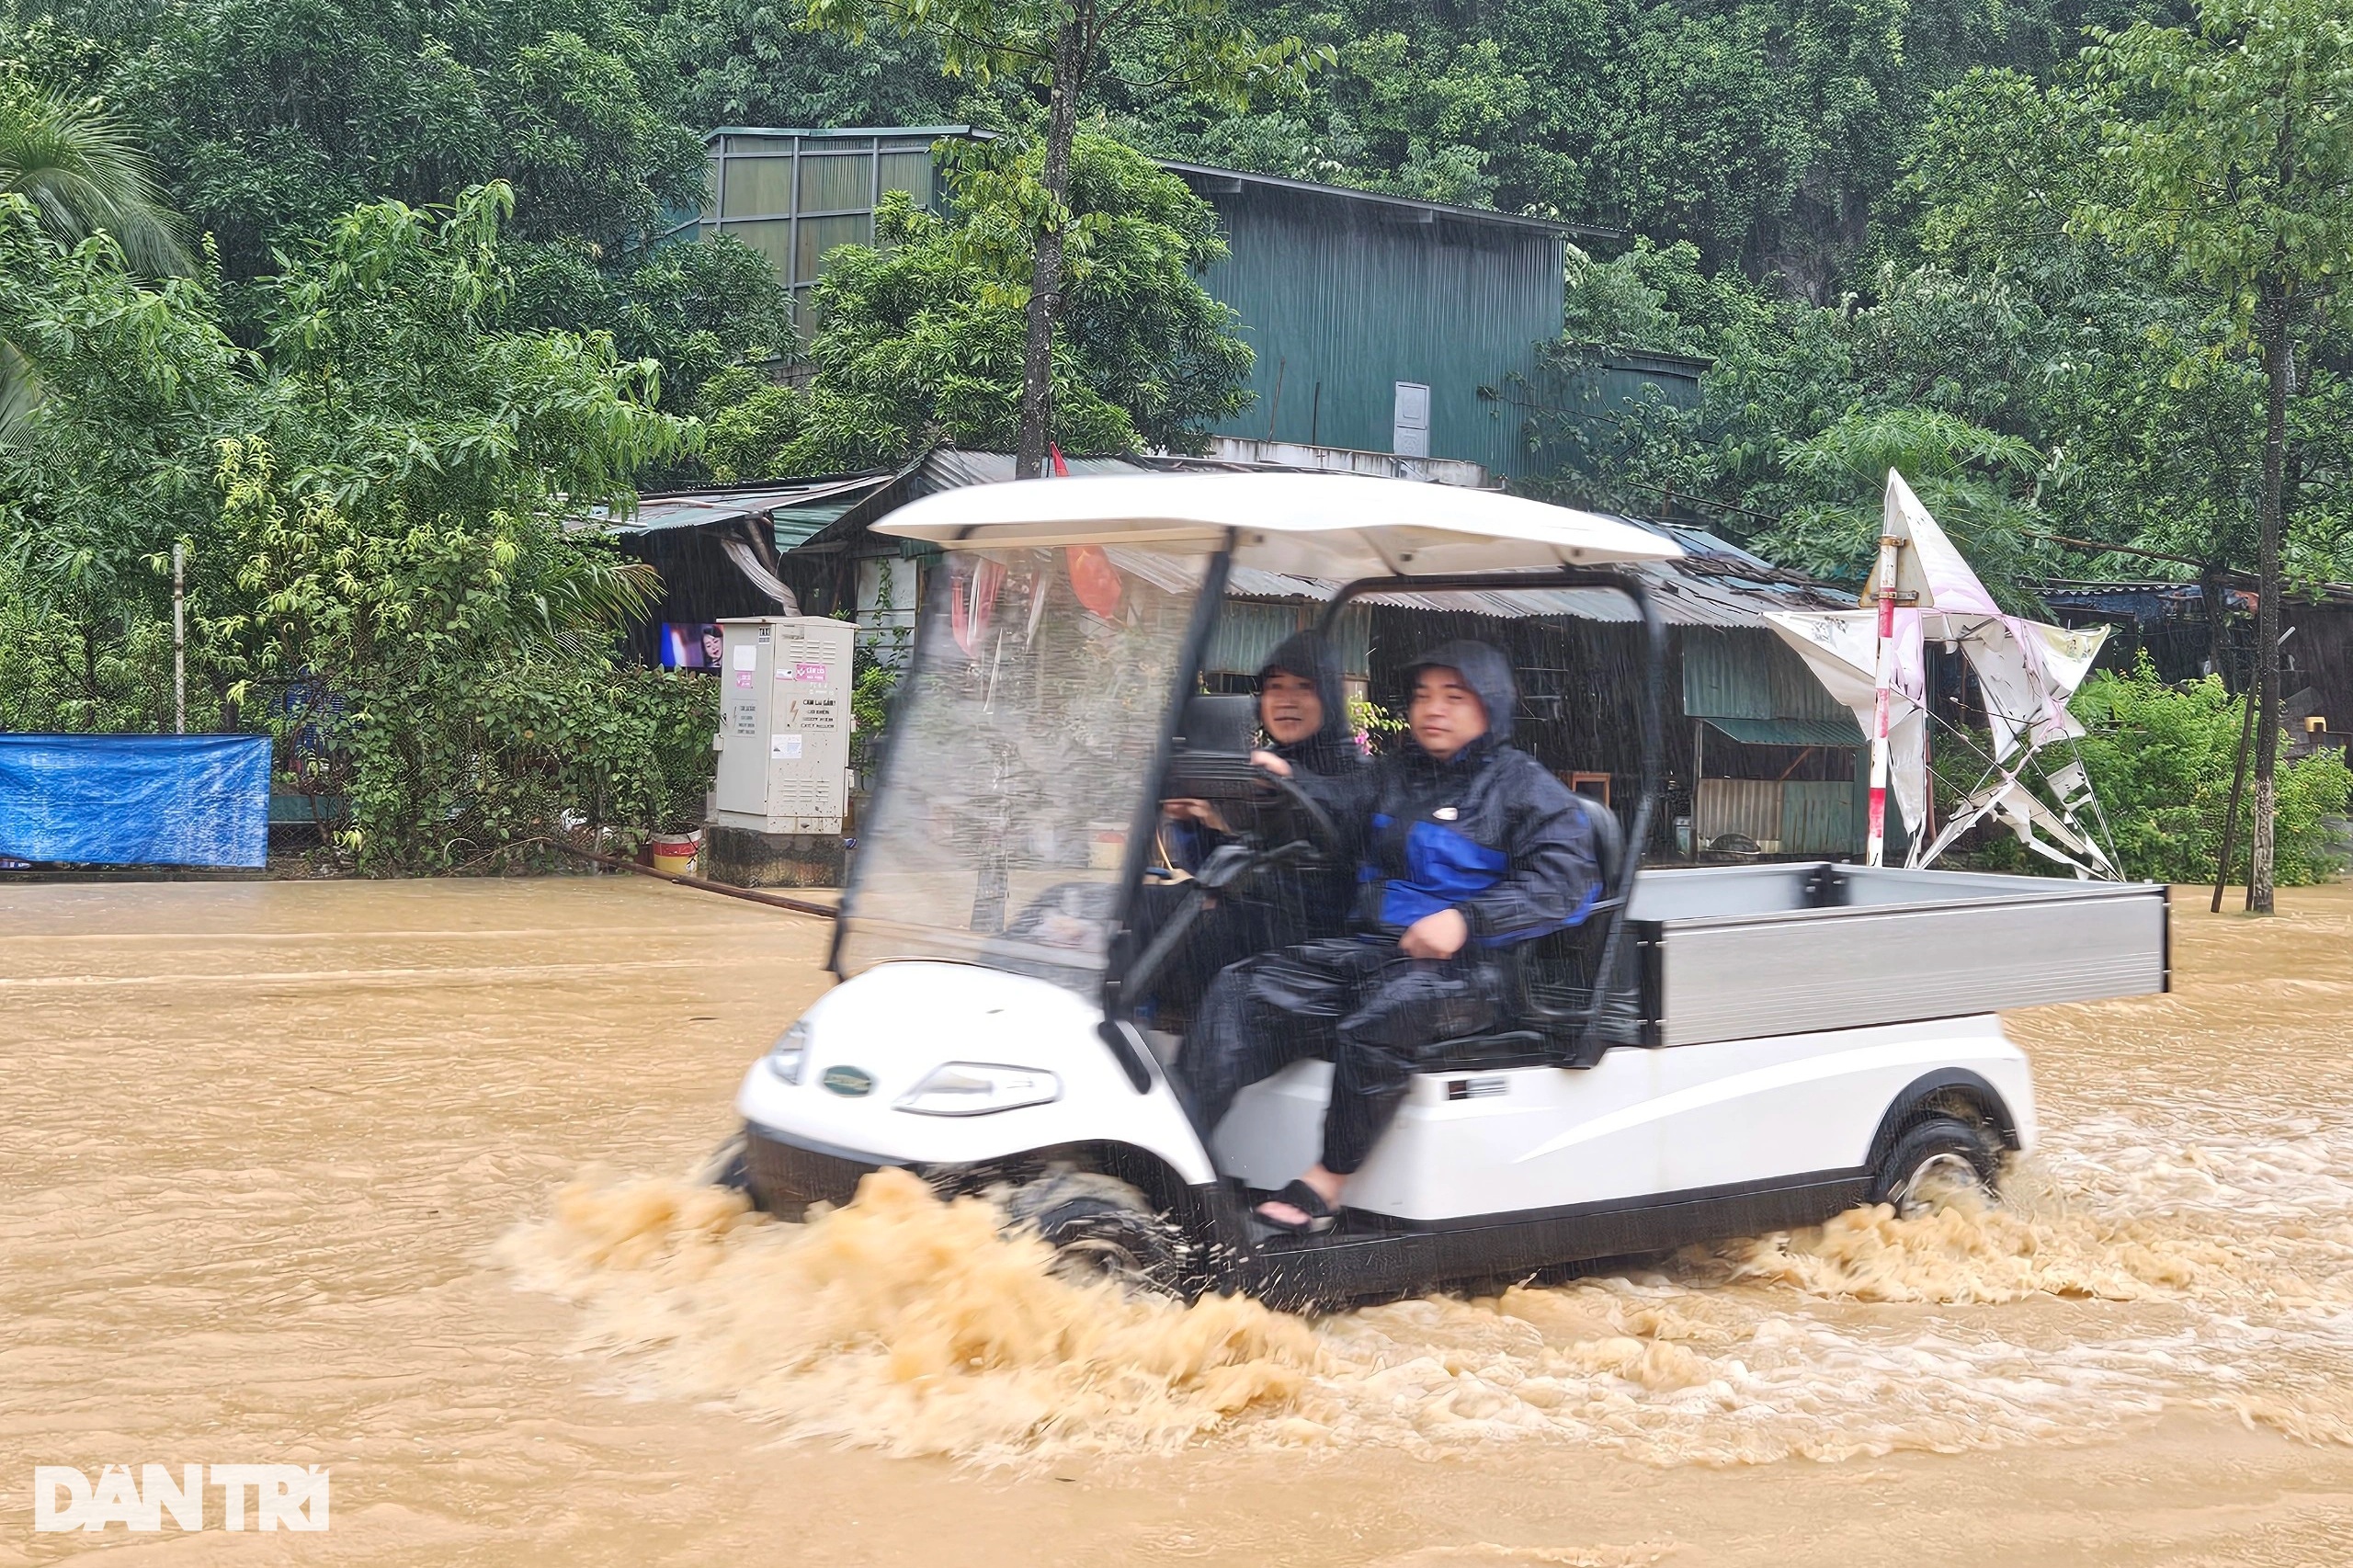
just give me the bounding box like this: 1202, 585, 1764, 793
0, 338, 42, 448
0, 85, 192, 277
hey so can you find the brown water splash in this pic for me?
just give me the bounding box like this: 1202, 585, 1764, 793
502, 1166, 1325, 1464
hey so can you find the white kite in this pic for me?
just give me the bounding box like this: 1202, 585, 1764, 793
1764, 472, 2119, 878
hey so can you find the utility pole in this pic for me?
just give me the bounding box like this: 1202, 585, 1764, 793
172, 541, 187, 735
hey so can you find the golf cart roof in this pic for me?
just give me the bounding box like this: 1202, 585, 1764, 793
872, 472, 1682, 575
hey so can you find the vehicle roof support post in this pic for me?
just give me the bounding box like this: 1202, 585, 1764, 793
1313, 569, 1666, 1067
1101, 534, 1236, 1028
825, 553, 960, 981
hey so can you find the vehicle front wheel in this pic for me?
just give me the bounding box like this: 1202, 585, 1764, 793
1003, 1171, 1186, 1299
1868, 1114, 2001, 1217
699, 1131, 753, 1196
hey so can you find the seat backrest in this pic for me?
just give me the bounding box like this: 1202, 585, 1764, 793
1505, 790, 1640, 1050
1567, 790, 1626, 894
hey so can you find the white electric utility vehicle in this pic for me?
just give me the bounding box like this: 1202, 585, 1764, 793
728, 474, 2168, 1305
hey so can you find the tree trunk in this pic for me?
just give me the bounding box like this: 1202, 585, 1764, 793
2200, 562, 2233, 695
2246, 292, 2294, 915
1014, 17, 1090, 481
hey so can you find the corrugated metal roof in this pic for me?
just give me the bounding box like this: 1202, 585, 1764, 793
785, 448, 1854, 628
606, 474, 890, 543
1165, 161, 1607, 239
1699, 716, 1864, 746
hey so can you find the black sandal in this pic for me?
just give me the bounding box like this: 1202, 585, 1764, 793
1255, 1178, 1339, 1235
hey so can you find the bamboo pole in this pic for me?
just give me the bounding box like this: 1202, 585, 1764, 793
172, 542, 186, 735
1864, 533, 1903, 868
2212, 687, 2257, 914
550, 840, 839, 919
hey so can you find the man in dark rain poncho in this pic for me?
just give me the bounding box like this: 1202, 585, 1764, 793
1182, 640, 1603, 1233
1146, 631, 1364, 1017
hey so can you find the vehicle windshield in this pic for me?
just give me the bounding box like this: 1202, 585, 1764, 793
834, 544, 1213, 993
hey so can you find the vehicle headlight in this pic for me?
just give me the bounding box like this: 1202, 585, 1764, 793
894, 1062, 1060, 1117
766, 1020, 810, 1085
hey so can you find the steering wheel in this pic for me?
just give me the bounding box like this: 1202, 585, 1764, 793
1250, 766, 1349, 866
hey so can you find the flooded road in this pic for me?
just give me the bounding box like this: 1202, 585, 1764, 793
6, 876, 2352, 1565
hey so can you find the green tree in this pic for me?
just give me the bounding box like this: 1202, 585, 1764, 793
653, 0, 972, 131
505, 229, 798, 415
0, 73, 187, 274
697, 133, 1252, 476
28, 0, 705, 284
0, 179, 711, 862
2069, 662, 2350, 886
0, 70, 190, 431
1760, 407, 2049, 601
807, 0, 1316, 477
2068, 0, 2353, 912
0, 196, 251, 658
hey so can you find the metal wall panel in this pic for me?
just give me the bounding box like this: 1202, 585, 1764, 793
1204, 600, 1305, 676
1779, 780, 1857, 856
1192, 192, 1564, 479
1695, 778, 1781, 847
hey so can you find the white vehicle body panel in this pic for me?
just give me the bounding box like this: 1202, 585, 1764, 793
739, 959, 2037, 1229
1210, 1015, 2033, 1222
733, 961, 1215, 1184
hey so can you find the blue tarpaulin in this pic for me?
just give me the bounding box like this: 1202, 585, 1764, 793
0, 733, 271, 867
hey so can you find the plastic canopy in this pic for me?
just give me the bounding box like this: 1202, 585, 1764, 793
873, 472, 1684, 577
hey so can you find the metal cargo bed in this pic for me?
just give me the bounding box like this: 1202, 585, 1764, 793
1624, 864, 2170, 1048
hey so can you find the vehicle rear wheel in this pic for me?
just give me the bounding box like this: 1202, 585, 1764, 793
1869, 1114, 2001, 1217
1003, 1171, 1186, 1299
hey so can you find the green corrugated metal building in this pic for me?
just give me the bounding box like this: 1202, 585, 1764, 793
688, 129, 1702, 483
1160, 162, 1597, 481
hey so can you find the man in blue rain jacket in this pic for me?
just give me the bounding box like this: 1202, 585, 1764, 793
1181, 639, 1602, 1233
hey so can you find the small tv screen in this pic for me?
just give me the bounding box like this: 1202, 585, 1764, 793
661, 622, 724, 670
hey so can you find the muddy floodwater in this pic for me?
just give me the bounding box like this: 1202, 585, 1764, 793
6, 877, 2353, 1565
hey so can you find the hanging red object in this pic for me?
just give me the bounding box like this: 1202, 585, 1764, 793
1049, 442, 1071, 477
1067, 545, 1122, 619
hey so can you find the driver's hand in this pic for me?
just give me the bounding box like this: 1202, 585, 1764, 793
1399, 908, 1469, 960
1251, 749, 1292, 778
1162, 798, 1228, 833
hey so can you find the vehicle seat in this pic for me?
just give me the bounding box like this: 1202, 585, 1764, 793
1420, 792, 1640, 1069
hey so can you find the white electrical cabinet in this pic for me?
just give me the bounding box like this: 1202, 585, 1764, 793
711, 617, 856, 835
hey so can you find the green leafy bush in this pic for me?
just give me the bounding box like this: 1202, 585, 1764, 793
0, 182, 713, 871
2069, 663, 2350, 886
326, 659, 714, 870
